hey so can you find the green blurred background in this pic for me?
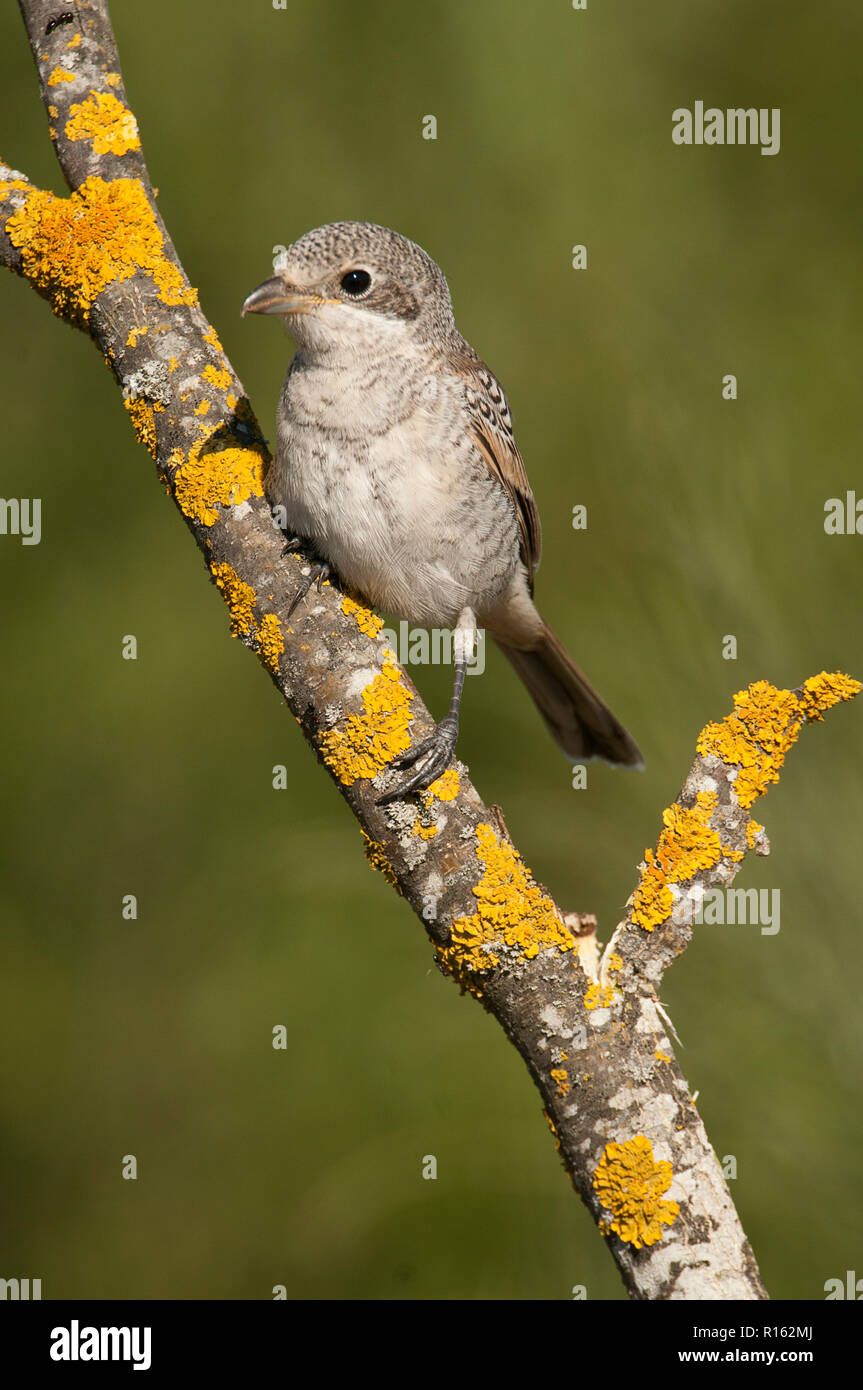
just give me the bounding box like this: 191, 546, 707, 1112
1, 1, 861, 1300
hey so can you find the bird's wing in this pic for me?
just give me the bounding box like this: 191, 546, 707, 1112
455, 353, 542, 584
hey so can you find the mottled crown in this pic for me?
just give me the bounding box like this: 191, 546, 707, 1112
277, 221, 457, 341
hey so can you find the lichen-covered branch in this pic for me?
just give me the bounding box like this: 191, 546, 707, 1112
3, 0, 859, 1301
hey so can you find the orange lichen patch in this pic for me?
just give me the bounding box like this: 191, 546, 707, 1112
436, 823, 577, 983
105, 72, 121, 87
5, 176, 196, 325
210, 563, 284, 672
65, 91, 140, 156
585, 983, 614, 1011
203, 363, 231, 392
211, 562, 256, 638
721, 846, 744, 863
341, 593, 383, 638
171, 428, 266, 527
631, 849, 675, 933
361, 830, 401, 889
631, 790, 722, 932
168, 356, 178, 372
606, 952, 623, 973
319, 661, 414, 786
47, 67, 75, 85
654, 1048, 672, 1063
411, 818, 438, 840
697, 674, 860, 810
257, 613, 284, 674
423, 767, 460, 804
67, 34, 82, 48
124, 396, 162, 458
544, 1109, 562, 1152
654, 796, 721, 880
593, 1135, 679, 1249
550, 1067, 570, 1097
194, 401, 210, 416
631, 674, 859, 936
0, 177, 34, 201
798, 671, 861, 720
125, 325, 147, 347
202, 325, 224, 353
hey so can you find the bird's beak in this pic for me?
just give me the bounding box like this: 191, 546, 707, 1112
241, 276, 323, 317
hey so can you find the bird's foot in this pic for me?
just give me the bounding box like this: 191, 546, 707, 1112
376, 714, 459, 804
287, 559, 333, 618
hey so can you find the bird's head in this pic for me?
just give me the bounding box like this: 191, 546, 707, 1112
242, 221, 455, 359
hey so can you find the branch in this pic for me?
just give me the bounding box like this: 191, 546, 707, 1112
4, 0, 860, 1300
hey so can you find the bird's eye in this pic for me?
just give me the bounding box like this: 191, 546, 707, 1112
340, 269, 372, 296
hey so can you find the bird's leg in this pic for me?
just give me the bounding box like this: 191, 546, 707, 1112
377, 607, 476, 804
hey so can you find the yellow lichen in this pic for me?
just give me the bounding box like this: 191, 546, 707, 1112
125, 325, 147, 347
361, 830, 401, 889
630, 798, 724, 933
341, 593, 383, 638
319, 661, 414, 786
654, 1048, 672, 1063
631, 849, 675, 933
202, 326, 224, 353
105, 71, 121, 86
798, 671, 862, 721
194, 401, 210, 416
593, 1135, 679, 1249
411, 818, 438, 840
436, 823, 576, 982
696, 674, 859, 810
544, 1109, 561, 1152
632, 673, 859, 933
65, 91, 140, 156
211, 562, 256, 638
606, 952, 623, 973
5, 176, 196, 325
123, 396, 162, 459
550, 1067, 570, 1097
584, 983, 614, 1010
171, 428, 266, 527
47, 68, 75, 85
257, 613, 284, 674
423, 767, 460, 804
203, 363, 231, 392
67, 34, 82, 48
208, 564, 283, 672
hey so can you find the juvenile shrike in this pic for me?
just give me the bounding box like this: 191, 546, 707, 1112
243, 221, 642, 800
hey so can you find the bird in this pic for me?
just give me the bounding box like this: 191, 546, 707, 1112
242, 221, 642, 801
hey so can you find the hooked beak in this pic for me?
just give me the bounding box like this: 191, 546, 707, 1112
241, 275, 325, 317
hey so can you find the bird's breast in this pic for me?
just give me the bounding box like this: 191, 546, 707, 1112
267, 355, 519, 625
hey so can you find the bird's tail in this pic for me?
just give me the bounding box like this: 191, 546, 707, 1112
495, 621, 643, 769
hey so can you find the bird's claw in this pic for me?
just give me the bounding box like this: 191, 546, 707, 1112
286, 560, 332, 618
376, 716, 459, 804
